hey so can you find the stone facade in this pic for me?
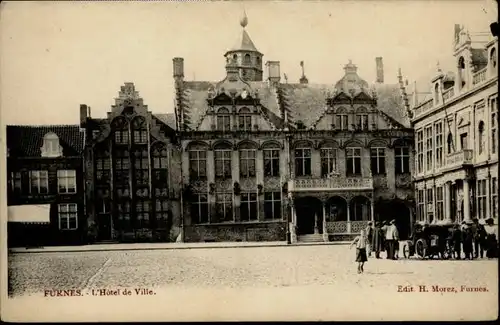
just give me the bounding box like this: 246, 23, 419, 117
174, 16, 416, 243
410, 25, 498, 227
80, 83, 182, 243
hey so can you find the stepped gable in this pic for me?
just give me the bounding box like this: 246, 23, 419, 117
7, 125, 85, 157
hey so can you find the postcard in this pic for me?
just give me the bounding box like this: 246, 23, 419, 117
1, 0, 498, 322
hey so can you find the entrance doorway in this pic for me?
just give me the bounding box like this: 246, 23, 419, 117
375, 200, 411, 240
295, 197, 323, 235
97, 213, 112, 241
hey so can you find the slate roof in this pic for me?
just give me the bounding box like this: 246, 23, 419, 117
154, 113, 176, 130
179, 79, 411, 130
6, 125, 85, 158
226, 29, 261, 54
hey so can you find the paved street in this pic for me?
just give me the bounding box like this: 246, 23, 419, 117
6, 245, 499, 321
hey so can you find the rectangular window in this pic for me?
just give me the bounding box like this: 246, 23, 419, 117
477, 179, 487, 220
133, 130, 148, 144
238, 115, 252, 131
491, 97, 497, 154
346, 147, 362, 176
417, 130, 424, 173
96, 155, 111, 181
215, 193, 233, 222
153, 147, 168, 169
370, 148, 386, 175
136, 200, 151, 228
417, 189, 425, 222
492, 178, 498, 223
395, 147, 410, 174
134, 149, 149, 186
436, 186, 444, 221
29, 170, 49, 194
58, 203, 78, 230
264, 192, 281, 220
190, 194, 209, 224
217, 116, 231, 132
425, 125, 433, 171
114, 149, 130, 184
118, 201, 131, 231
189, 150, 207, 179
57, 170, 77, 194
356, 114, 368, 130
10, 171, 22, 193
114, 130, 129, 144
336, 114, 348, 130
460, 133, 468, 150
263, 149, 280, 177
215, 149, 232, 178
426, 188, 434, 223
240, 192, 258, 221
435, 122, 443, 167
240, 149, 256, 177
155, 199, 169, 228
295, 148, 311, 176
320, 148, 337, 177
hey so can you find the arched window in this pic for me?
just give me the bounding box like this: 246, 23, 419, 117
320, 142, 338, 177
355, 107, 368, 130
239, 142, 257, 178
335, 107, 348, 130
216, 107, 231, 132
214, 142, 232, 179
112, 117, 129, 144
244, 54, 251, 64
458, 57, 466, 89
132, 116, 147, 144
346, 146, 362, 176
491, 48, 497, 69
188, 143, 208, 180
294, 142, 312, 176
478, 121, 485, 154
232, 54, 237, 60
447, 133, 454, 154
434, 83, 440, 104
238, 107, 252, 131
256, 56, 261, 65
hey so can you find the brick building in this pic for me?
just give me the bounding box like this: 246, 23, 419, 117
6, 125, 85, 247
174, 14, 416, 243
79, 84, 182, 243
410, 24, 498, 226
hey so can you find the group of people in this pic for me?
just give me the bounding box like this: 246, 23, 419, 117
349, 219, 400, 274
448, 217, 498, 260
350, 217, 498, 274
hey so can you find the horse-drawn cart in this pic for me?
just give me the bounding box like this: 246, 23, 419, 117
402, 223, 454, 260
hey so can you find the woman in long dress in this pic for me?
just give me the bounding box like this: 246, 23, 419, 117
484, 218, 498, 259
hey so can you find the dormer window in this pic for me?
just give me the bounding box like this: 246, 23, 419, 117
216, 107, 231, 132
41, 132, 62, 157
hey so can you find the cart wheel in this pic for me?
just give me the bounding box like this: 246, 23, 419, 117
403, 243, 410, 259
415, 239, 426, 259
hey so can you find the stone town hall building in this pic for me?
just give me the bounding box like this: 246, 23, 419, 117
173, 15, 415, 243
6, 14, 416, 245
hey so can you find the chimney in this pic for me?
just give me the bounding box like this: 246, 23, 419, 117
266, 61, 280, 86
80, 104, 89, 128
375, 57, 384, 83
173, 57, 184, 83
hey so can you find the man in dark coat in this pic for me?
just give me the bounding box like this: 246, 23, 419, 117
371, 222, 384, 258
472, 218, 486, 258
462, 221, 474, 260
365, 222, 374, 257
451, 224, 462, 259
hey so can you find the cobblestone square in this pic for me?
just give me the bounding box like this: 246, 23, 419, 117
7, 245, 498, 321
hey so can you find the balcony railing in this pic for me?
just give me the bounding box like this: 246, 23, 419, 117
288, 177, 373, 192
414, 99, 434, 117
472, 68, 487, 85
445, 149, 473, 168
325, 220, 370, 234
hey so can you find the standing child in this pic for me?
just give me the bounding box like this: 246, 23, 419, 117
350, 229, 368, 274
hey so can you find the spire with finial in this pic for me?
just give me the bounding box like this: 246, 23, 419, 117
240, 10, 248, 28
299, 60, 308, 84
437, 60, 442, 73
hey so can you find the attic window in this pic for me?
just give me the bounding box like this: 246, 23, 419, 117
41, 132, 62, 157
296, 121, 306, 130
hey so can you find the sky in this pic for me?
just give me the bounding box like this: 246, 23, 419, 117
0, 0, 497, 125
